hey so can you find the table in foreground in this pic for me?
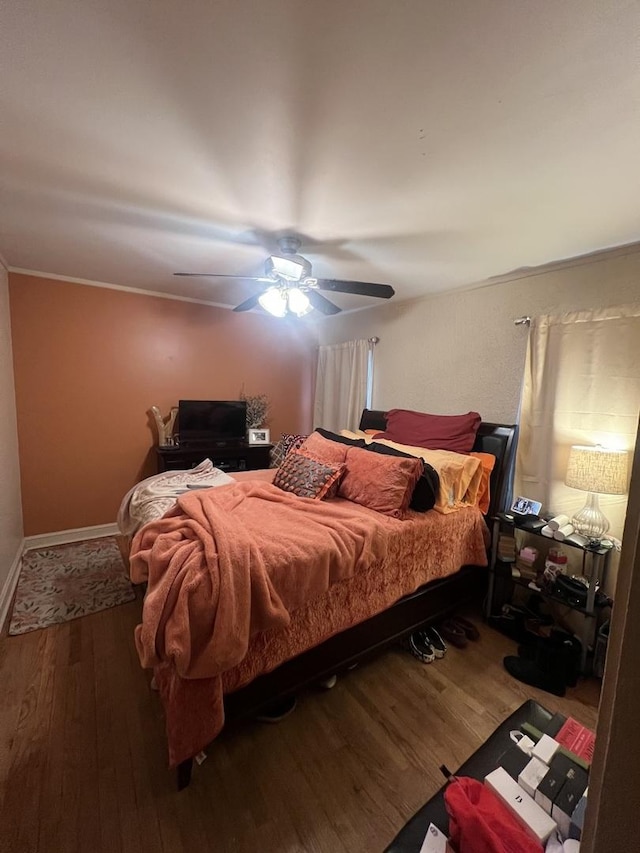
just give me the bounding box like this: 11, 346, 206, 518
385, 700, 554, 853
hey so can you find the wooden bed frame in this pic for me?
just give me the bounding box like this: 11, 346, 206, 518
176, 411, 517, 788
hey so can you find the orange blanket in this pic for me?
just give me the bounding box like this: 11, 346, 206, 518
131, 480, 389, 680
133, 481, 488, 767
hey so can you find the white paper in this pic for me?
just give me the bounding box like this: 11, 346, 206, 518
419, 822, 448, 853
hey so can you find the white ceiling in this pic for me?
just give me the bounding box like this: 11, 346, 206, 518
1, 0, 639, 313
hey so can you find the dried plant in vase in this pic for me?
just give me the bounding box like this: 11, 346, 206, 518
239, 390, 270, 429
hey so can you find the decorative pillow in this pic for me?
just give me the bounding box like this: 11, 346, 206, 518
338, 446, 423, 517
364, 441, 439, 512
273, 450, 345, 500
374, 409, 482, 454
298, 430, 349, 464
269, 433, 308, 468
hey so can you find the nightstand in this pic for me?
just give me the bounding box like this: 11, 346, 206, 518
486, 513, 612, 673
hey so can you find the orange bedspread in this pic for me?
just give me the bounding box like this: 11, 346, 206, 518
131, 481, 390, 678
131, 483, 489, 766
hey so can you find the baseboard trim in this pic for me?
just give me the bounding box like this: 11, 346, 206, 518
0, 539, 26, 633
24, 523, 119, 551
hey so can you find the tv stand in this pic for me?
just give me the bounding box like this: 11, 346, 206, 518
156, 442, 272, 474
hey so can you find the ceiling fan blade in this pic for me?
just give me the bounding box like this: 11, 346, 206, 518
233, 294, 262, 312
306, 289, 342, 315
315, 279, 395, 299
174, 273, 273, 281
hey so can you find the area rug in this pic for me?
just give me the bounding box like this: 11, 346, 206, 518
9, 536, 135, 636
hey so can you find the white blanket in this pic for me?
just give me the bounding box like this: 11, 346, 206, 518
117, 459, 234, 535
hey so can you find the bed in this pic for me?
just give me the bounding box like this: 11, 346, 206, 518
126, 409, 516, 789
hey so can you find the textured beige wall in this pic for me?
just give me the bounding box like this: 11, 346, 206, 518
0, 264, 23, 596
318, 245, 640, 423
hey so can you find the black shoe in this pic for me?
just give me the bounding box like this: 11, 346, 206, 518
517, 629, 582, 688
488, 604, 530, 642
255, 695, 297, 723
408, 631, 435, 663
425, 627, 447, 658
504, 655, 566, 697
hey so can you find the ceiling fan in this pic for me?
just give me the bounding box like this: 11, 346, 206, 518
174, 236, 395, 316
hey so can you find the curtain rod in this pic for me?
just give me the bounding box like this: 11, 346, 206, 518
317, 337, 379, 349
514, 317, 531, 326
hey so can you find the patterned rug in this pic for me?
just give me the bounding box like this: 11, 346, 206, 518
9, 536, 135, 636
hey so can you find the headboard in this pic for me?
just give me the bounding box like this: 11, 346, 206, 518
358, 409, 518, 519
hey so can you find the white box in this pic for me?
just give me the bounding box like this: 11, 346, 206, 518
419, 823, 448, 853
518, 756, 550, 798
532, 734, 560, 765
485, 766, 557, 843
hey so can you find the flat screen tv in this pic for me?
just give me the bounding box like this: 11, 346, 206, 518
178, 400, 247, 446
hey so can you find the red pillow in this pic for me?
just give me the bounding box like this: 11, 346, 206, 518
299, 431, 348, 464
338, 446, 423, 517
375, 409, 481, 454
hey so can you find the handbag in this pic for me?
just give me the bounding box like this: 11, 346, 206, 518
444, 776, 542, 853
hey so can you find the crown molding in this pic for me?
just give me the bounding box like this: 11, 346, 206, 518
483, 239, 640, 287
10, 238, 640, 316
9, 266, 378, 318
8, 267, 234, 310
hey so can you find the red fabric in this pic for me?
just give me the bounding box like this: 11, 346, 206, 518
375, 409, 482, 454
338, 445, 423, 517
445, 777, 543, 853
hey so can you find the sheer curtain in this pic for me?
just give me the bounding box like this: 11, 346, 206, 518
314, 339, 370, 432
516, 303, 640, 541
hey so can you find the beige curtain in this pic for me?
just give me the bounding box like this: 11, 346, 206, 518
314, 339, 370, 432
516, 303, 640, 541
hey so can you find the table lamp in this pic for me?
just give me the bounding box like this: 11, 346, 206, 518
565, 445, 629, 544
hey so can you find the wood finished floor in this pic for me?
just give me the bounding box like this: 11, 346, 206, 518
0, 596, 599, 853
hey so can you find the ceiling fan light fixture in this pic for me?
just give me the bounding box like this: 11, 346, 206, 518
287, 287, 312, 317
258, 286, 287, 317
265, 254, 311, 281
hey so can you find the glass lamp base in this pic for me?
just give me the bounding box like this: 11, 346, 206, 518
571, 491, 610, 543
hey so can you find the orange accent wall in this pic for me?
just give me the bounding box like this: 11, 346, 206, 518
9, 273, 316, 536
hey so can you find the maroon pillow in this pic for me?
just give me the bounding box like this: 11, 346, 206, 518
338, 446, 423, 517
375, 409, 481, 454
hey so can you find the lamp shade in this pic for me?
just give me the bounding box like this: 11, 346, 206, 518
565, 445, 629, 495
258, 287, 287, 317
287, 287, 312, 317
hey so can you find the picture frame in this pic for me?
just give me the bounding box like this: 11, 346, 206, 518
247, 428, 270, 445
510, 495, 542, 516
